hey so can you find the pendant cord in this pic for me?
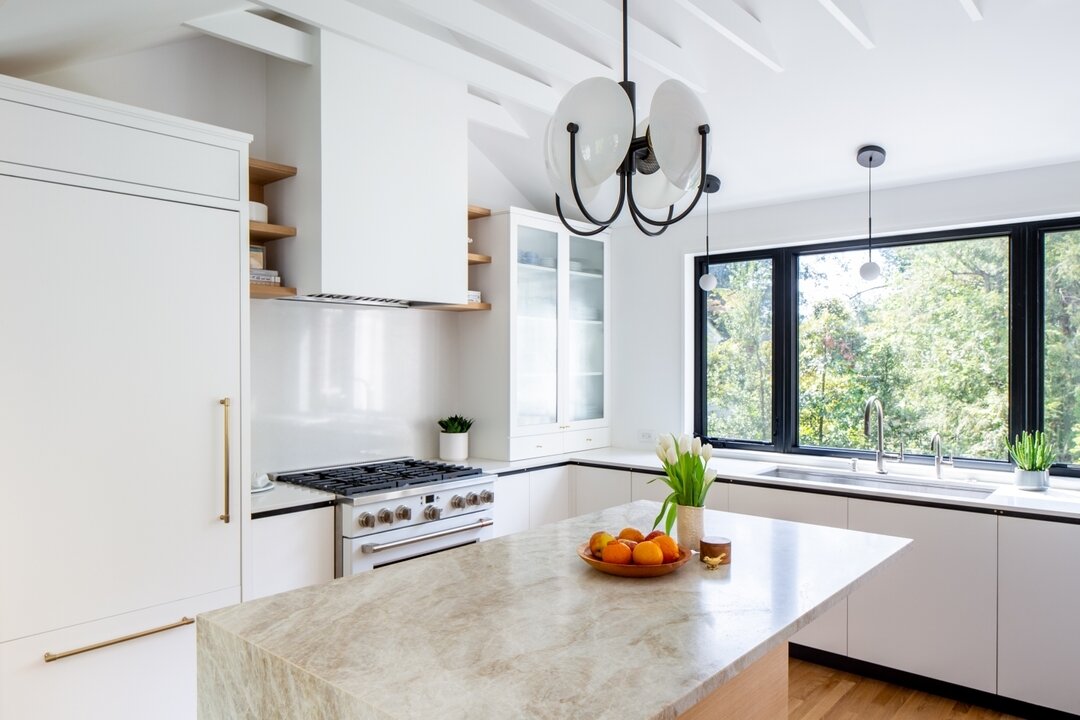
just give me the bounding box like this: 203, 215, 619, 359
705, 192, 710, 259
867, 161, 873, 261
622, 0, 629, 84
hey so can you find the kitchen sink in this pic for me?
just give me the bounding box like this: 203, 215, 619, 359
757, 467, 996, 499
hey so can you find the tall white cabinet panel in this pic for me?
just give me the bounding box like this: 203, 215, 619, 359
998, 517, 1080, 715
727, 485, 848, 655
461, 208, 610, 460
528, 466, 572, 529
847, 500, 997, 692
0, 74, 248, 720
572, 466, 632, 515
493, 474, 531, 538
630, 471, 730, 512
0, 177, 241, 641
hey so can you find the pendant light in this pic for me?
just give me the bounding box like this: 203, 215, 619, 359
544, 0, 712, 237
856, 145, 886, 281
698, 174, 722, 291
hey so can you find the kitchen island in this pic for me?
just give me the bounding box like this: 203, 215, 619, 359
197, 501, 909, 719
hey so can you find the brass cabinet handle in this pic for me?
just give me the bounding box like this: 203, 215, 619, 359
44, 617, 194, 663
219, 398, 231, 523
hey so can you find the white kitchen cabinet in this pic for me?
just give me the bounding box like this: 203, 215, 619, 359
847, 499, 997, 692
630, 471, 730, 511
251, 507, 335, 600
493, 474, 531, 538
461, 208, 610, 460
265, 32, 467, 303
572, 466, 632, 515
728, 485, 849, 655
997, 517, 1080, 715
528, 466, 572, 529
0, 74, 249, 719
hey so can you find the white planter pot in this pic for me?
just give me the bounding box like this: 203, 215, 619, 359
439, 432, 469, 462
1013, 468, 1049, 491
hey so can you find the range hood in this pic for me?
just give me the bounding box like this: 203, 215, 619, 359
263, 31, 467, 306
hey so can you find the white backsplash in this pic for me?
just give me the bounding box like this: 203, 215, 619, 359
251, 300, 461, 474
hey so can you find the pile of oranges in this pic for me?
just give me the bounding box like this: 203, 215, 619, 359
588, 527, 681, 566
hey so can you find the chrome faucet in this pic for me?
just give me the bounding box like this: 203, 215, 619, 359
863, 396, 887, 474
930, 432, 953, 479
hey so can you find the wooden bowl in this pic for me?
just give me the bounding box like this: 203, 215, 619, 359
577, 542, 692, 578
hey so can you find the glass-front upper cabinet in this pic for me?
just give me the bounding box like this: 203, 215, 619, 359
514, 225, 559, 428
568, 235, 605, 423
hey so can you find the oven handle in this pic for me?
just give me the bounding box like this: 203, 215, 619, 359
360, 518, 493, 554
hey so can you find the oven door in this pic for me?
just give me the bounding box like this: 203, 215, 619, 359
341, 514, 494, 576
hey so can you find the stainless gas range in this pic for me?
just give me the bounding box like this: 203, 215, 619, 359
271, 459, 495, 577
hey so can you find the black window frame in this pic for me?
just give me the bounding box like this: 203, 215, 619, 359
694, 217, 1080, 477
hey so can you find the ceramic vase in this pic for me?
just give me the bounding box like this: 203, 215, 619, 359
439, 432, 469, 462
676, 504, 704, 553
1013, 468, 1049, 491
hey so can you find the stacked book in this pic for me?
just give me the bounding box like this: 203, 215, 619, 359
250, 268, 282, 286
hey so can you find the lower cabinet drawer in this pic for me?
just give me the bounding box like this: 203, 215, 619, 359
563, 427, 610, 452
508, 433, 565, 460
0, 587, 238, 720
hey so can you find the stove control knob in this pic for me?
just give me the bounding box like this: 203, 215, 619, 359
424, 505, 443, 521
358, 512, 376, 528
395, 505, 412, 521
450, 495, 466, 509
480, 490, 495, 504
377, 508, 394, 524
465, 492, 480, 506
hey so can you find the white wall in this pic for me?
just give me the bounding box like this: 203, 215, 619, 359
29, 35, 269, 157
610, 160, 1080, 448
468, 140, 533, 212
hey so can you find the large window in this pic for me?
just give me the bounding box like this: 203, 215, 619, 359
695, 221, 1079, 473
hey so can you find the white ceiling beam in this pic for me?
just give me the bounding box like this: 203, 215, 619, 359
957, 0, 984, 22
672, 0, 783, 73
529, 0, 706, 94
382, 0, 610, 84
184, 10, 315, 65
816, 0, 875, 49
254, 0, 559, 112
467, 94, 528, 138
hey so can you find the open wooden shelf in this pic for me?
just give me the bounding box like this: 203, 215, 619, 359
250, 284, 297, 299
468, 252, 492, 265
468, 205, 491, 220
250, 221, 296, 243
416, 302, 491, 312
249, 158, 297, 187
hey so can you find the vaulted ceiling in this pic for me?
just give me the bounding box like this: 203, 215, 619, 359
3, 0, 1078, 221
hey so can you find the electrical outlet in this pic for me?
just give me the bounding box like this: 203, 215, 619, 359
638, 429, 655, 444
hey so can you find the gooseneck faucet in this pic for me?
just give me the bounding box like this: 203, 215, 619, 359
930, 432, 953, 480
863, 396, 887, 474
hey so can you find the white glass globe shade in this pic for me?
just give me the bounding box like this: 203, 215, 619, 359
545, 77, 634, 192
859, 260, 881, 281
698, 273, 718, 291
544, 117, 599, 205
630, 117, 688, 209
650, 79, 711, 191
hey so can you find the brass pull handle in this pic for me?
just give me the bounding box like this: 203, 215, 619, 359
219, 398, 231, 523
44, 617, 194, 663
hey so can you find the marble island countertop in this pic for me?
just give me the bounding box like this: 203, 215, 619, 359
198, 501, 910, 720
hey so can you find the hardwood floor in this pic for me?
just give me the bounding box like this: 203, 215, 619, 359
789, 659, 1019, 719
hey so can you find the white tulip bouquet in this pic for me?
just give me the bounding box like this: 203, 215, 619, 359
651, 433, 717, 534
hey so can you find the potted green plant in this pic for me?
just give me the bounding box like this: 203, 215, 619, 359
1007, 430, 1053, 491
651, 433, 717, 552
437, 415, 474, 462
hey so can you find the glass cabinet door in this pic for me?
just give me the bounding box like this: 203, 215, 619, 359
514, 225, 559, 428
567, 235, 605, 422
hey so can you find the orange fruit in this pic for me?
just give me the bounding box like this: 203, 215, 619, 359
589, 531, 615, 558
652, 535, 680, 563
632, 540, 664, 566
644, 530, 666, 542
618, 527, 645, 542
602, 540, 633, 565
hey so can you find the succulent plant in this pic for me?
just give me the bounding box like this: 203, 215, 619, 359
1007, 430, 1054, 471
437, 415, 474, 433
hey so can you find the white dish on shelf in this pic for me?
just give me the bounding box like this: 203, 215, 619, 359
249, 201, 268, 223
